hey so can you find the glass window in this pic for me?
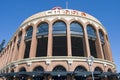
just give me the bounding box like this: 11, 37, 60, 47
53, 21, 66, 34
33, 66, 44, 80
53, 36, 67, 56
87, 25, 96, 38
33, 66, 44, 72
24, 41, 31, 58
36, 37, 48, 57
53, 65, 66, 72
70, 22, 83, 35
99, 30, 104, 42
37, 22, 48, 35
74, 66, 87, 72
94, 67, 103, 72
26, 26, 33, 37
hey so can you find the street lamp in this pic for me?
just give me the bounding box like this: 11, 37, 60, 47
87, 56, 94, 80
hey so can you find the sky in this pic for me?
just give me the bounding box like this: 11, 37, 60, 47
0, 0, 120, 72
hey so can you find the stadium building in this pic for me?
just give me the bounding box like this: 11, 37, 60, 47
0, 7, 119, 80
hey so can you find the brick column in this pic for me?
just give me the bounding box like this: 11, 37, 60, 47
47, 23, 52, 57
12, 34, 19, 62
83, 25, 90, 57
104, 35, 113, 61
18, 29, 26, 60
95, 29, 104, 59
29, 25, 37, 58
2, 53, 5, 68
66, 23, 72, 56
5, 48, 9, 66
8, 41, 14, 64
6, 46, 11, 64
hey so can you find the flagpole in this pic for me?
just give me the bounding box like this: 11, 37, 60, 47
66, 0, 68, 9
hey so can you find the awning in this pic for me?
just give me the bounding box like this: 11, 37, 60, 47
50, 72, 67, 76
0, 71, 119, 78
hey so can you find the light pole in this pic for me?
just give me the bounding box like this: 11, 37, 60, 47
87, 56, 94, 80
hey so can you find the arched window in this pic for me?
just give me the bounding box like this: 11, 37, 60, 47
74, 66, 87, 80
36, 23, 48, 57
11, 69, 14, 73
53, 21, 66, 34
53, 21, 67, 56
24, 27, 33, 59
37, 22, 48, 35
52, 65, 66, 72
19, 67, 26, 72
52, 65, 66, 80
87, 25, 97, 58
18, 31, 22, 47
94, 67, 103, 72
87, 25, 96, 38
25, 26, 33, 39
33, 66, 44, 80
19, 67, 27, 80
70, 22, 83, 35
99, 30, 104, 43
33, 66, 44, 72
70, 22, 84, 57
74, 66, 87, 72
108, 68, 112, 72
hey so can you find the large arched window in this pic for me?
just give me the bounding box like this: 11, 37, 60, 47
87, 25, 96, 38
36, 22, 48, 57
70, 22, 83, 35
70, 22, 84, 57
37, 22, 48, 35
87, 25, 97, 58
53, 21, 66, 34
25, 26, 33, 39
99, 30, 104, 43
52, 21, 67, 56
24, 26, 33, 59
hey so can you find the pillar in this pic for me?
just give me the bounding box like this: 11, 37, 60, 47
12, 34, 19, 62
47, 23, 52, 57
104, 35, 113, 61
95, 29, 104, 59
8, 41, 14, 64
83, 24, 90, 57
66, 23, 72, 56
18, 29, 26, 60
29, 25, 37, 58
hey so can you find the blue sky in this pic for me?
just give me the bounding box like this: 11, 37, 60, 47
0, 0, 120, 72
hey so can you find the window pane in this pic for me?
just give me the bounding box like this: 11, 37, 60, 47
70, 22, 83, 35
99, 30, 104, 42
37, 22, 48, 35
87, 26, 96, 38
53, 21, 66, 34
26, 27, 33, 37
